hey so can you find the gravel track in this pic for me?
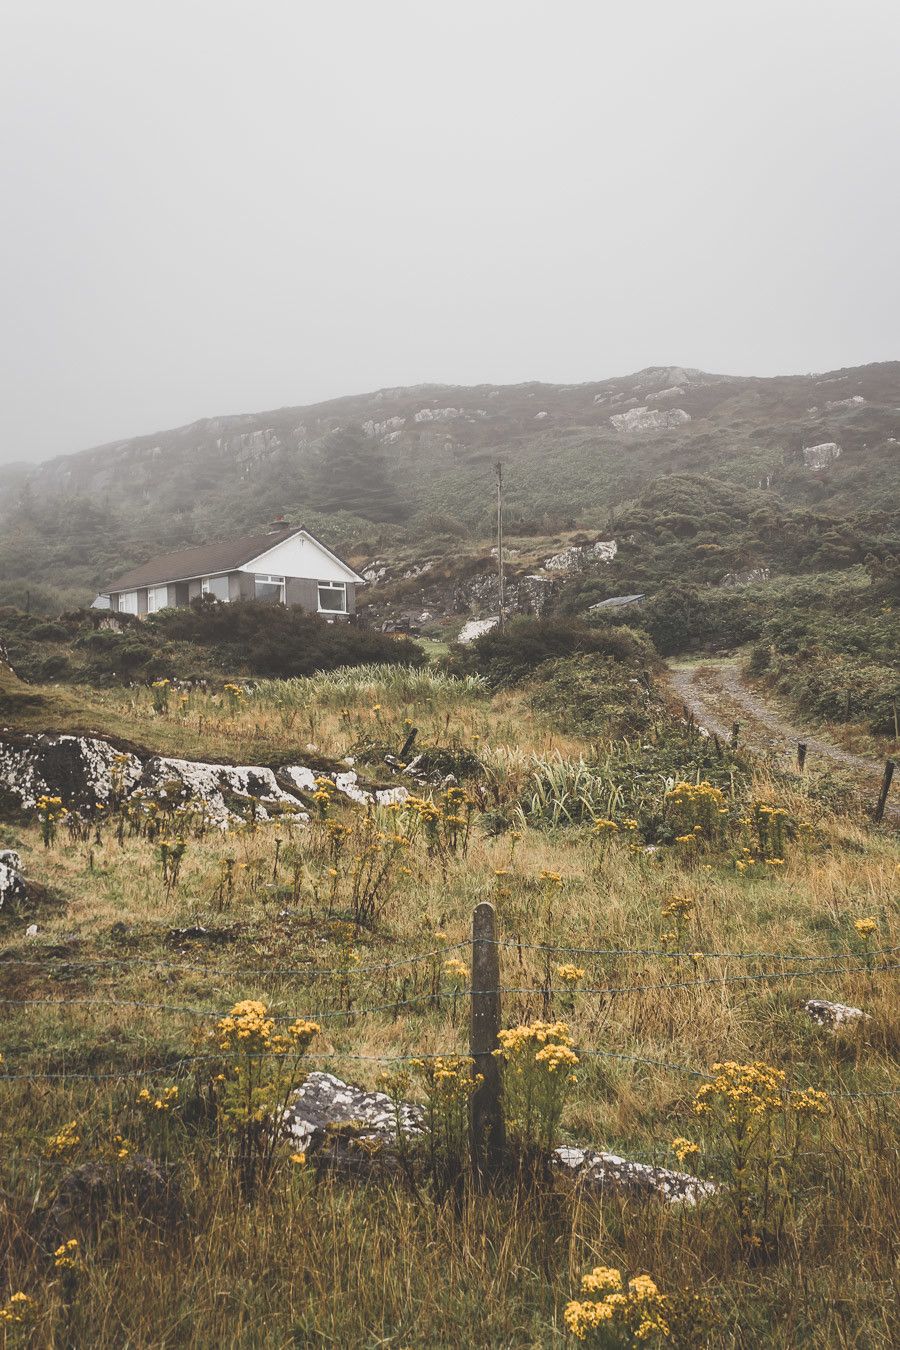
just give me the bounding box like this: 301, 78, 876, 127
668, 659, 890, 786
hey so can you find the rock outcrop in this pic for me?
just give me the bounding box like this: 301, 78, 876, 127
543, 540, 617, 571
285, 1072, 715, 1205
0, 849, 27, 908
0, 734, 142, 809
610, 407, 691, 433
0, 732, 406, 830
802, 442, 841, 469
140, 756, 308, 826
457, 617, 499, 645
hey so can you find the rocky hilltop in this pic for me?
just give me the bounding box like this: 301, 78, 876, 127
1, 361, 898, 607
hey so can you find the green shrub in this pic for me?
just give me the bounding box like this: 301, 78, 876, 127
451, 617, 657, 689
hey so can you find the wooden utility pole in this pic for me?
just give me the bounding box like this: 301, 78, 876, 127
470, 901, 505, 1172
495, 461, 506, 630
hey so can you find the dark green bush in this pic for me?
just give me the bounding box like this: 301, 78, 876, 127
150, 599, 426, 678
451, 617, 657, 689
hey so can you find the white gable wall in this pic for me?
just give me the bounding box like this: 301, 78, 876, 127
240, 531, 361, 583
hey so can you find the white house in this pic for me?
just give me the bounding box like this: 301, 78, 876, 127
101, 523, 363, 620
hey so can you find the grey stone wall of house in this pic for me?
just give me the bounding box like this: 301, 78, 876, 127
171, 582, 190, 607
188, 578, 203, 602
137, 589, 148, 616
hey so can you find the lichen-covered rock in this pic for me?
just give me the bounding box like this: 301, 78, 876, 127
0, 850, 27, 908
139, 757, 308, 826
610, 407, 691, 433
457, 616, 499, 644
280, 765, 407, 808
802, 442, 841, 469
0, 734, 142, 809
805, 998, 871, 1029
285, 1071, 424, 1151
285, 1074, 714, 1204
553, 1146, 716, 1206
543, 540, 617, 571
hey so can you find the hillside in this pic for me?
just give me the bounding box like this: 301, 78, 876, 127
1, 361, 899, 611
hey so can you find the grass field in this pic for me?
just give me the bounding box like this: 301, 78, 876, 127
0, 666, 898, 1346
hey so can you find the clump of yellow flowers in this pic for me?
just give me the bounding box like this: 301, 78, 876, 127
0, 1291, 38, 1327
555, 963, 585, 988
35, 793, 67, 847
211, 999, 320, 1200
494, 1021, 579, 1150
665, 781, 726, 842
691, 1060, 829, 1246
53, 1238, 79, 1271
443, 956, 469, 984
564, 1264, 716, 1344
45, 1120, 80, 1157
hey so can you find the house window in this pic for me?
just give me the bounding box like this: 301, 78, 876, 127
146, 585, 168, 614
254, 574, 285, 604
201, 575, 230, 602
118, 590, 138, 615
318, 581, 347, 614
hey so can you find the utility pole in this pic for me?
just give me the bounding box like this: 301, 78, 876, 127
495, 461, 505, 629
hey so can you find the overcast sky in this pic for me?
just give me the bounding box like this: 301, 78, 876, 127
1, 1, 899, 466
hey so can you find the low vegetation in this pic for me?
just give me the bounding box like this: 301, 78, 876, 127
1, 654, 897, 1345
0, 600, 424, 687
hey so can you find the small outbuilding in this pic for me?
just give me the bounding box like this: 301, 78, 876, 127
588, 593, 646, 612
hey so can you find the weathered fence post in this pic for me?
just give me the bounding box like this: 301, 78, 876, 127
797, 742, 807, 773
470, 901, 505, 1172
730, 721, 740, 749
873, 760, 895, 825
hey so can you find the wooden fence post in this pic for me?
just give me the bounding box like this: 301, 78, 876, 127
873, 760, 895, 825
797, 742, 807, 773
730, 721, 740, 749
470, 901, 505, 1172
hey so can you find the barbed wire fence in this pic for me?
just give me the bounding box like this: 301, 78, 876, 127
1, 904, 897, 1116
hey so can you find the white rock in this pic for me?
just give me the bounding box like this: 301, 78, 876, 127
0, 734, 142, 809
805, 998, 871, 1029
610, 407, 692, 433
544, 540, 617, 571
802, 442, 842, 469
0, 851, 26, 909
140, 757, 307, 826
824, 396, 865, 411
457, 617, 500, 644
553, 1146, 716, 1206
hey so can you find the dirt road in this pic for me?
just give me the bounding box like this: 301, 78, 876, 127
668, 658, 892, 791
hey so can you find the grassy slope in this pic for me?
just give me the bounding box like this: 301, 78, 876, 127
1, 668, 898, 1345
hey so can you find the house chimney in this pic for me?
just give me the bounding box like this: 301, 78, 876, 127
268, 515, 288, 534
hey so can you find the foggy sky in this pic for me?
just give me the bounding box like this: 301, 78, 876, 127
2, 0, 899, 467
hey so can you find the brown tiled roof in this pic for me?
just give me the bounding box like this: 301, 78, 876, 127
105, 528, 299, 592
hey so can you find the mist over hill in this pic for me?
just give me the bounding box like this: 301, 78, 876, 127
1, 361, 898, 610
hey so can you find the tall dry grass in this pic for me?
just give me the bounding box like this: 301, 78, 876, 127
0, 673, 897, 1345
